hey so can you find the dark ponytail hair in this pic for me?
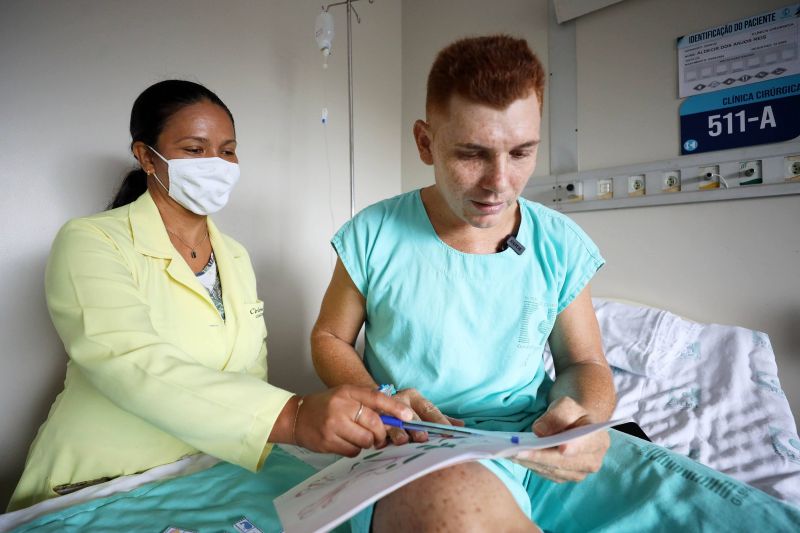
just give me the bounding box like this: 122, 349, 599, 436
109, 80, 235, 209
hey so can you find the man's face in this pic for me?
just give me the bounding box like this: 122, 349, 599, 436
415, 92, 541, 229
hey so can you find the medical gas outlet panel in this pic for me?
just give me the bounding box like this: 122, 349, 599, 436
524, 143, 800, 213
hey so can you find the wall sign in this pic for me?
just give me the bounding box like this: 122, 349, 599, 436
677, 4, 800, 98
680, 74, 800, 154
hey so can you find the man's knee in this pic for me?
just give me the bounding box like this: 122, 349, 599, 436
372, 462, 536, 533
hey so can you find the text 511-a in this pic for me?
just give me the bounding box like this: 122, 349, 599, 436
708, 106, 776, 137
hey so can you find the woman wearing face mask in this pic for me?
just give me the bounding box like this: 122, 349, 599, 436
7, 80, 412, 512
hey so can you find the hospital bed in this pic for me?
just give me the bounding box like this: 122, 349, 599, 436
2, 299, 799, 532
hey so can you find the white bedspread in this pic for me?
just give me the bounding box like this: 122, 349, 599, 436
546, 299, 800, 505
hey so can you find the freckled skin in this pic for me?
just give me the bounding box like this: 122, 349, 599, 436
372, 92, 544, 533
373, 462, 538, 533
414, 92, 541, 254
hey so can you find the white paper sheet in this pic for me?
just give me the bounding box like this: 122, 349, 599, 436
274, 419, 623, 533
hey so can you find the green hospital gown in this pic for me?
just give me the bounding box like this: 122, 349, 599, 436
332, 189, 800, 531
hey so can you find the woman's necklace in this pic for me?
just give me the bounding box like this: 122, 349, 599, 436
166, 228, 209, 259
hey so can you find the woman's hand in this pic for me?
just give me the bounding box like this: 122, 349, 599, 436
510, 396, 610, 483
293, 385, 414, 457
385, 388, 464, 445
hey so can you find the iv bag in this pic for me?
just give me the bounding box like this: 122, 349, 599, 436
315, 10, 334, 57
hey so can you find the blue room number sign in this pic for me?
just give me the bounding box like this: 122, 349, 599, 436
680, 74, 800, 154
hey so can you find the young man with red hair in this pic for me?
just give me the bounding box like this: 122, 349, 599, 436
311, 35, 799, 532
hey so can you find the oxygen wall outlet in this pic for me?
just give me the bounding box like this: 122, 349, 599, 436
564, 181, 583, 202
662, 171, 681, 192
738, 160, 762, 186
627, 175, 645, 197
698, 165, 720, 190
786, 155, 800, 182
597, 178, 613, 200
544, 149, 798, 211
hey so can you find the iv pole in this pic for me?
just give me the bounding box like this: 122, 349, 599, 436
321, 0, 373, 218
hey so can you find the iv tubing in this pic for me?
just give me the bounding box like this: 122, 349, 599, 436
347, 0, 355, 218
323, 0, 372, 218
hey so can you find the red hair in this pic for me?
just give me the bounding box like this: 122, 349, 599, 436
426, 35, 545, 116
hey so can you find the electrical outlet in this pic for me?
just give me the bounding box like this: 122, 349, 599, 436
698, 165, 720, 190
786, 155, 800, 182
662, 171, 681, 192
597, 178, 613, 200
738, 160, 762, 186
627, 175, 645, 197
564, 181, 583, 202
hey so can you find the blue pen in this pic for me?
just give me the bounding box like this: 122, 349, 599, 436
380, 415, 520, 443
379, 415, 473, 436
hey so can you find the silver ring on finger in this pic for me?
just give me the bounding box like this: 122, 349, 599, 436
353, 402, 364, 424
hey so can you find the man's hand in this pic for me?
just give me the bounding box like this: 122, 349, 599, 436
511, 396, 610, 482
385, 388, 464, 445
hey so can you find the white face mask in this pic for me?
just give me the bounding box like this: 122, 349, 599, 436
148, 146, 240, 215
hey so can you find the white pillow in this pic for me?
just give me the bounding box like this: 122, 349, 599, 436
592, 298, 701, 377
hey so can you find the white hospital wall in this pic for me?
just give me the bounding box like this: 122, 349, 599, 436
399, 0, 800, 422
571, 0, 800, 422
0, 0, 400, 508
401, 0, 551, 192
